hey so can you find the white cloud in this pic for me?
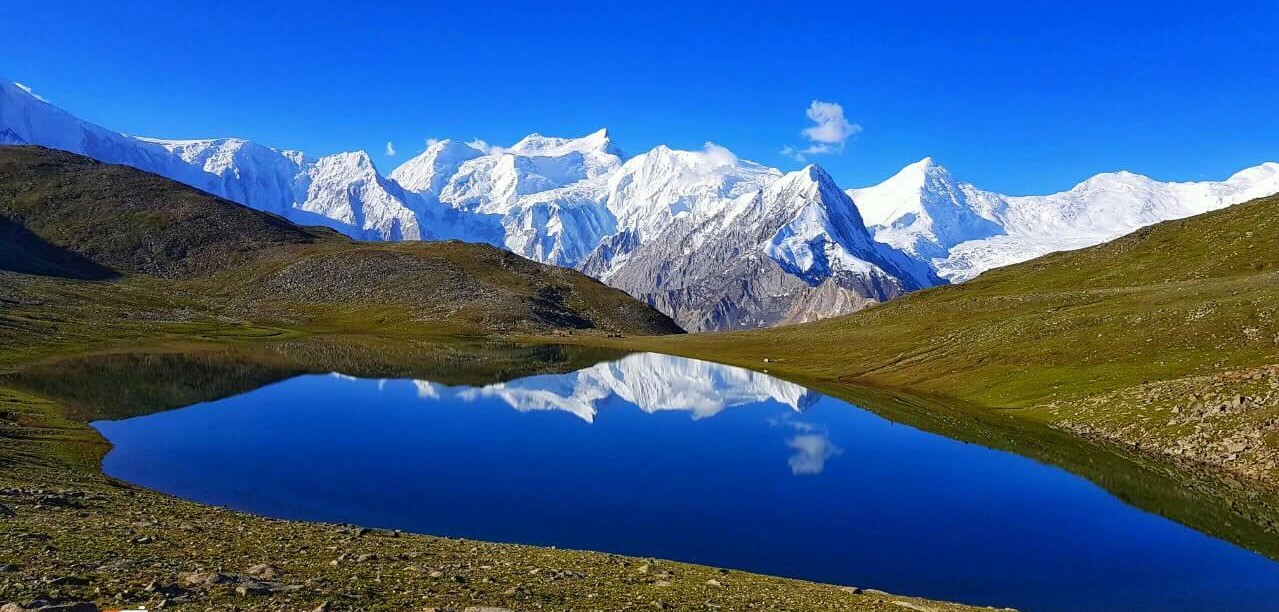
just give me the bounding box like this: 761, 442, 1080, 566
802, 100, 860, 145
782, 100, 861, 161
685, 142, 741, 180
425, 137, 441, 149
786, 433, 843, 475
701, 141, 738, 168
385, 141, 397, 156
467, 138, 506, 156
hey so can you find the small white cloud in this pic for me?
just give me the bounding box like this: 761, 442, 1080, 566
782, 100, 861, 161
701, 141, 737, 168
780, 145, 805, 162
385, 141, 397, 156
683, 142, 740, 181
802, 100, 860, 146
424, 137, 441, 149
786, 433, 843, 475
467, 138, 506, 156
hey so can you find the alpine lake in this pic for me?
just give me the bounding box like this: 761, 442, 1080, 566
12, 341, 1279, 612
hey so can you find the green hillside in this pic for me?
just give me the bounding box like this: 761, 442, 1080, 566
0, 145, 682, 354
613, 193, 1279, 486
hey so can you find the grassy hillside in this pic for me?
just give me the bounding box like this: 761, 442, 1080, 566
610, 193, 1279, 486
0, 145, 681, 342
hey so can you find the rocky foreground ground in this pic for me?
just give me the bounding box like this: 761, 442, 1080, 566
0, 387, 997, 612
1041, 364, 1279, 490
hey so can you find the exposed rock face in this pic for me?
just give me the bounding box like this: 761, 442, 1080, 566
596, 165, 938, 331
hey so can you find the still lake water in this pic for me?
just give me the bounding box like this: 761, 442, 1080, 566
93, 352, 1279, 611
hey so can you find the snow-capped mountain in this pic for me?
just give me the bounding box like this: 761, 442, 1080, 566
0, 78, 939, 330
393, 128, 626, 267
849, 157, 1279, 281
6, 76, 1276, 329
0, 79, 447, 241
405, 352, 817, 423
595, 162, 941, 330
847, 157, 1005, 262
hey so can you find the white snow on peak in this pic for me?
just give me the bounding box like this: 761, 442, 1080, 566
509, 127, 621, 159
6, 76, 1276, 327
759, 164, 938, 289
850, 157, 1279, 281
388, 139, 486, 195
847, 158, 1006, 262
604, 143, 779, 236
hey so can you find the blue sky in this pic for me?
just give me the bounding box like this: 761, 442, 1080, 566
1, 1, 1275, 194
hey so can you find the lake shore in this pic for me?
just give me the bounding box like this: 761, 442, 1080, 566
0, 336, 1000, 612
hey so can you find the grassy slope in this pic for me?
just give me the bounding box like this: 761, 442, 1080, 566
619, 194, 1277, 403
607, 194, 1279, 486
0, 145, 682, 338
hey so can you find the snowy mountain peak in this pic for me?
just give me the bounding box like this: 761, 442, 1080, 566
7, 75, 1277, 331
899, 156, 943, 176
1225, 161, 1279, 184
509, 128, 622, 159
846, 157, 1007, 262
389, 138, 485, 194
325, 149, 377, 171
851, 156, 1279, 283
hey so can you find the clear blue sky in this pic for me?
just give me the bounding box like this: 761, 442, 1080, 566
1, 1, 1275, 194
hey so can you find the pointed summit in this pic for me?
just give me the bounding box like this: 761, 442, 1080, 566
848, 157, 1004, 261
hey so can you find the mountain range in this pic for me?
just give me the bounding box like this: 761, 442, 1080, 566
3, 78, 1276, 330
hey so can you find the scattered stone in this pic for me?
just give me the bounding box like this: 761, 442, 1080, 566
0, 503, 14, 518
841, 586, 865, 595
462, 608, 514, 612
246, 564, 284, 580
177, 571, 234, 588
355, 554, 377, 563
235, 583, 273, 597
35, 495, 78, 509
1, 603, 98, 612
0, 563, 18, 572
705, 579, 723, 588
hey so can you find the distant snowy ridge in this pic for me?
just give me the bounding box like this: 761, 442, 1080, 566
0, 78, 939, 330
849, 157, 1279, 281
3, 77, 1276, 329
